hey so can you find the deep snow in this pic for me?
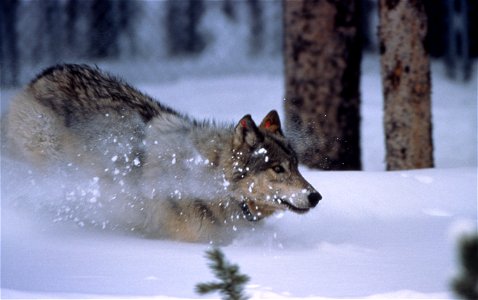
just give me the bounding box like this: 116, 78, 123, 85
1, 56, 477, 299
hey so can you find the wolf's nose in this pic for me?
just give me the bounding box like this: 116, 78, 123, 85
308, 192, 322, 207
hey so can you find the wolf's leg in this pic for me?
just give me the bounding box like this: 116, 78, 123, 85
144, 198, 224, 243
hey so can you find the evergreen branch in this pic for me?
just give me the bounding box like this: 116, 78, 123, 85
452, 234, 478, 300
195, 248, 250, 300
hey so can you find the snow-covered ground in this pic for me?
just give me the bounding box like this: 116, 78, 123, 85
1, 56, 477, 299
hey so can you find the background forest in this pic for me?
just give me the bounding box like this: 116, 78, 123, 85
1, 0, 476, 87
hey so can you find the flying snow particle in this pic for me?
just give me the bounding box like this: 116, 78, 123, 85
248, 182, 255, 193
111, 155, 118, 162
193, 155, 203, 165
133, 157, 141, 166
254, 148, 267, 155
223, 179, 230, 188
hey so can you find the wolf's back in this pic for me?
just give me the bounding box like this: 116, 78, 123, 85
5, 64, 179, 167
28, 64, 177, 123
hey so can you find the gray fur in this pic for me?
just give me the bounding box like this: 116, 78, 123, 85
5, 64, 321, 243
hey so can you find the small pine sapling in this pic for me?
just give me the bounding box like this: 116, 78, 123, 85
195, 248, 250, 300
452, 234, 478, 300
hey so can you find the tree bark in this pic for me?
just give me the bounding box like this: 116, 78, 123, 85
379, 0, 434, 170
283, 0, 362, 170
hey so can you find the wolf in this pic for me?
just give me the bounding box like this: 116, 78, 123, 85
5, 64, 322, 243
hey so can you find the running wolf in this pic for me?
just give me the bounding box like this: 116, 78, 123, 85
5, 64, 322, 243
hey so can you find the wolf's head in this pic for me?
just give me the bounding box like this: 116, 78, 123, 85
228, 110, 322, 221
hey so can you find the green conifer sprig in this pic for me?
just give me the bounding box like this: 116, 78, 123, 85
452, 234, 478, 300
195, 248, 250, 300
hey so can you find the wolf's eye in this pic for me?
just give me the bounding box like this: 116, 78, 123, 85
272, 165, 285, 173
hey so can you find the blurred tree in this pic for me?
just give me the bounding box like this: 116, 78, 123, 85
117, 0, 138, 57
423, 0, 447, 58
247, 0, 264, 55
66, 0, 90, 59
0, 0, 19, 87
468, 0, 478, 58
283, 0, 362, 170
360, 0, 376, 52
444, 0, 471, 81
89, 0, 119, 59
222, 0, 237, 22
66, 0, 79, 54
45, 0, 63, 62
379, 0, 434, 170
165, 0, 205, 56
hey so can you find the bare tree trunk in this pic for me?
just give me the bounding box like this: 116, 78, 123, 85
0, 0, 19, 87
283, 0, 362, 170
89, 0, 118, 59
247, 0, 264, 55
165, 0, 205, 56
45, 0, 62, 62
379, 0, 434, 170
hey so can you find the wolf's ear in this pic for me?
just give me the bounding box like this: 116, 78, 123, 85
259, 110, 283, 136
234, 114, 263, 148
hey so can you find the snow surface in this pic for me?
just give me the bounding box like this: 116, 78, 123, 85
1, 56, 477, 299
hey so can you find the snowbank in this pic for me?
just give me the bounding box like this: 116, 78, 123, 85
1, 57, 476, 298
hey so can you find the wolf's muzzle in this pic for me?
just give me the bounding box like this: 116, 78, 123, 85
308, 192, 322, 207
240, 201, 259, 222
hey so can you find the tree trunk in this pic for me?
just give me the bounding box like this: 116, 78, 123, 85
89, 0, 118, 59
248, 0, 264, 55
379, 0, 434, 170
0, 0, 19, 87
283, 0, 362, 170
166, 0, 205, 56
46, 0, 62, 62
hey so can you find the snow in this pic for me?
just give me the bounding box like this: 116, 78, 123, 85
1, 56, 477, 299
